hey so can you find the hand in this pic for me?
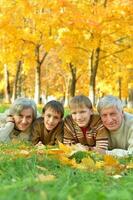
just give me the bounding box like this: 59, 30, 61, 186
35, 141, 44, 146
6, 116, 14, 123
75, 143, 88, 151
91, 147, 106, 155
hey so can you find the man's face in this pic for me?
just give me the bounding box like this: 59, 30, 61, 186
100, 106, 124, 131
71, 105, 92, 127
13, 108, 34, 131
44, 108, 61, 131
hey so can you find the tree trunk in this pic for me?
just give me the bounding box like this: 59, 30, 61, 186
69, 62, 76, 98
12, 60, 22, 102
89, 47, 100, 105
4, 64, 11, 103
64, 75, 71, 107
34, 45, 48, 104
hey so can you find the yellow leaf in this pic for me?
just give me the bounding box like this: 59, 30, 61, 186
58, 142, 72, 155
36, 174, 56, 182
36, 165, 47, 172
78, 157, 95, 170
126, 162, 133, 169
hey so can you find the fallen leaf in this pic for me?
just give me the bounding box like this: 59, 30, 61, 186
36, 174, 56, 182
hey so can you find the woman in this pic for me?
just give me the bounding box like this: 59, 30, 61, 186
0, 97, 37, 142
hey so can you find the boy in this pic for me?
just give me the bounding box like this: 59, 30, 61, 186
31, 100, 64, 145
63, 95, 108, 151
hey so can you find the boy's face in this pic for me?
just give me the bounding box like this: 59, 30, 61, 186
71, 105, 92, 127
13, 108, 34, 131
43, 108, 61, 131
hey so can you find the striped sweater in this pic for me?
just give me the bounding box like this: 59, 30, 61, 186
63, 114, 108, 150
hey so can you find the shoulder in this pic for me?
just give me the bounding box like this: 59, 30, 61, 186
32, 117, 44, 126
64, 115, 73, 123
90, 113, 101, 126
124, 112, 133, 127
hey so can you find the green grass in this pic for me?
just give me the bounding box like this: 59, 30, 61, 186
0, 143, 133, 200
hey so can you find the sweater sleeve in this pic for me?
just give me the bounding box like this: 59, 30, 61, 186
96, 127, 109, 150
63, 116, 77, 145
0, 122, 14, 142
106, 149, 132, 157
106, 125, 133, 157
31, 119, 42, 145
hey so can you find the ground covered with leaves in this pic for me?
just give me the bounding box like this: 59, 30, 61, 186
0, 142, 133, 200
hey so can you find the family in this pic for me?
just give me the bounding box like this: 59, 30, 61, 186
0, 95, 133, 157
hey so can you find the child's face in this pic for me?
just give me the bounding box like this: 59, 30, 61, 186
43, 108, 61, 131
71, 104, 92, 127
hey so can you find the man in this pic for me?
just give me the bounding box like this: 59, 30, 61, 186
97, 95, 133, 157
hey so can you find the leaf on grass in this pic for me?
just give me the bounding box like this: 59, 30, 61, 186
58, 142, 72, 155
36, 174, 56, 182
112, 174, 122, 179
36, 165, 47, 171
104, 155, 125, 175
95, 161, 104, 169
58, 155, 78, 167
47, 149, 65, 155
104, 155, 119, 167
126, 162, 133, 169
19, 150, 30, 157
77, 157, 95, 170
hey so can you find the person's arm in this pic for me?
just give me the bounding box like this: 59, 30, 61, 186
31, 120, 42, 145
106, 127, 133, 157
95, 125, 109, 152
0, 122, 14, 142
63, 118, 77, 145
54, 121, 64, 144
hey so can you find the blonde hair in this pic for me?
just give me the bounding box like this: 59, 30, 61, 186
69, 95, 92, 110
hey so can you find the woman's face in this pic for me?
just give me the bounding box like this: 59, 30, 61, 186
13, 108, 34, 131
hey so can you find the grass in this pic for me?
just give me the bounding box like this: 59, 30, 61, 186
0, 105, 133, 200
0, 143, 133, 200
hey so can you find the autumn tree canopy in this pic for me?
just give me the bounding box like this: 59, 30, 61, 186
0, 0, 133, 105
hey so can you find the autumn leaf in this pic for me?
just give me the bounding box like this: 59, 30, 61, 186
36, 165, 47, 172
126, 162, 133, 169
77, 157, 95, 170
36, 174, 56, 182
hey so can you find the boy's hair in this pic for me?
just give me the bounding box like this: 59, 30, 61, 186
42, 100, 64, 118
8, 97, 37, 120
97, 95, 123, 113
69, 95, 92, 110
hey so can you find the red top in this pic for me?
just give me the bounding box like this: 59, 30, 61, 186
80, 127, 88, 139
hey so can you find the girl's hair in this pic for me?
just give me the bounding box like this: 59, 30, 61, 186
97, 95, 123, 113
69, 95, 92, 110
42, 100, 64, 118
8, 97, 37, 120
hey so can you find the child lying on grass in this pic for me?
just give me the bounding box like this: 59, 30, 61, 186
63, 95, 109, 153
31, 100, 64, 146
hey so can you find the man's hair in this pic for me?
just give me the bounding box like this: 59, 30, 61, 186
9, 97, 37, 120
42, 100, 64, 118
69, 95, 92, 110
97, 95, 123, 113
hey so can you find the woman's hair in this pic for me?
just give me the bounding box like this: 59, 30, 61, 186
8, 97, 37, 120
69, 95, 92, 110
97, 95, 123, 113
42, 100, 64, 118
